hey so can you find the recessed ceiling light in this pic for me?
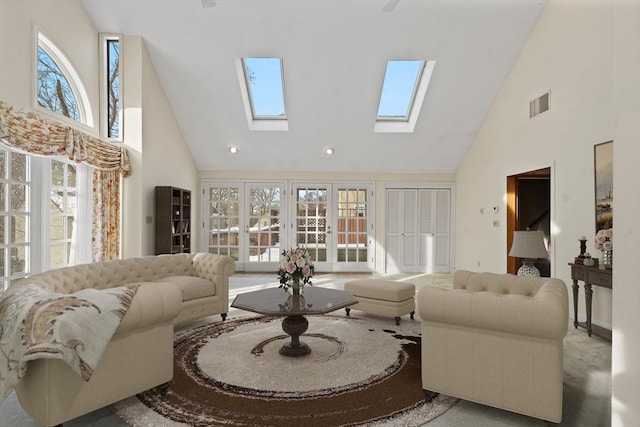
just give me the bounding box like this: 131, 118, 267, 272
229, 146, 238, 154
325, 147, 334, 155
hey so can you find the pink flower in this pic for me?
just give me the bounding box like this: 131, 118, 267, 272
286, 261, 297, 274
302, 265, 311, 277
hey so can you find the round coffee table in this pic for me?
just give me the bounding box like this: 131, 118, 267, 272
231, 287, 357, 357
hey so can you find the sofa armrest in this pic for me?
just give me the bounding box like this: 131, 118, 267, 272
190, 253, 235, 299
117, 283, 182, 334
417, 281, 568, 340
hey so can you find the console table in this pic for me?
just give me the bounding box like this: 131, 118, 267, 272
568, 263, 612, 341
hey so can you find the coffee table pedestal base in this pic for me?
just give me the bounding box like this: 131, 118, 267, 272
280, 315, 311, 357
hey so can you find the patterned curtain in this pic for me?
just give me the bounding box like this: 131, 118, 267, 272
92, 170, 121, 261
0, 101, 131, 261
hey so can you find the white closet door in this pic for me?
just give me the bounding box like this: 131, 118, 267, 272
402, 190, 418, 269
434, 190, 450, 271
418, 189, 434, 270
386, 188, 451, 273
385, 189, 403, 273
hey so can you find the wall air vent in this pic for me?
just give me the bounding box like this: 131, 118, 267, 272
530, 91, 550, 118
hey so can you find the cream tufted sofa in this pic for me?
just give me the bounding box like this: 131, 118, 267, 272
11, 252, 234, 427
418, 270, 568, 424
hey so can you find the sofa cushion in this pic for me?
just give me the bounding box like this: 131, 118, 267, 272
154, 275, 215, 301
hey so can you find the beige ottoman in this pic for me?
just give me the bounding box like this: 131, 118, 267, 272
344, 279, 415, 325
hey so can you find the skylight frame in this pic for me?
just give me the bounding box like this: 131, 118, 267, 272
374, 59, 436, 134
236, 57, 289, 131
376, 60, 426, 122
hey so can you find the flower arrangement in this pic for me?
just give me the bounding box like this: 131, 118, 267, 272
595, 228, 613, 251
278, 246, 314, 292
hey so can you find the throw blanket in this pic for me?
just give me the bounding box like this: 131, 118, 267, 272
0, 284, 138, 403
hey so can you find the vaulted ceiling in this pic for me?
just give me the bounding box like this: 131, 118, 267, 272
82, 0, 545, 174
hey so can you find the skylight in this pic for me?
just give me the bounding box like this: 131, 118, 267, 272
242, 57, 286, 119
377, 60, 424, 121
374, 59, 436, 133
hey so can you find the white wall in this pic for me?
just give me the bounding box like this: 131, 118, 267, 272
121, 36, 199, 257
456, 0, 615, 328
456, 0, 640, 425
611, 1, 640, 425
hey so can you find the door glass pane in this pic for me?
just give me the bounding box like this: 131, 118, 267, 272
296, 187, 327, 262
50, 160, 76, 268
10, 152, 27, 182
10, 246, 26, 275
52, 161, 65, 186
50, 242, 65, 267
11, 184, 27, 211
207, 186, 240, 261
66, 216, 74, 239
0, 151, 5, 178
337, 188, 368, 263
51, 216, 64, 239
248, 185, 281, 263
11, 215, 28, 244
0, 183, 6, 211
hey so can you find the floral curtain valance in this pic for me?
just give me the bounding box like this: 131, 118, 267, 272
0, 100, 131, 177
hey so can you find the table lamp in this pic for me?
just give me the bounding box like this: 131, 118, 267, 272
509, 230, 549, 276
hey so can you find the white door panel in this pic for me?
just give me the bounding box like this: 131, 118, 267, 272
386, 188, 451, 273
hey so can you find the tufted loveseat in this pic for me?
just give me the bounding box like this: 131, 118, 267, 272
417, 270, 568, 424
11, 252, 234, 427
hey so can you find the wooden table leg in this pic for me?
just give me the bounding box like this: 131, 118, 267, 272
280, 315, 311, 357
572, 279, 579, 329
585, 283, 593, 337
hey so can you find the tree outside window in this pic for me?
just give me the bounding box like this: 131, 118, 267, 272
37, 46, 80, 121
106, 38, 120, 139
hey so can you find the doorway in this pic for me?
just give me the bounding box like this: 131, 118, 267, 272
507, 167, 552, 276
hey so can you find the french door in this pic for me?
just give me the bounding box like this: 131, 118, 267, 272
203, 181, 373, 273
203, 182, 285, 272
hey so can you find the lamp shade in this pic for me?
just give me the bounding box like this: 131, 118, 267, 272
509, 230, 549, 259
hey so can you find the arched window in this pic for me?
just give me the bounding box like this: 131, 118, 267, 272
35, 31, 93, 127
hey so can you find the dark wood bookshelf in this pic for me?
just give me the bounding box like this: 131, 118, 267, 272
155, 186, 191, 255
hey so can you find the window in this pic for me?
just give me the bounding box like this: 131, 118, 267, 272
37, 44, 80, 121
237, 57, 289, 131
101, 35, 122, 140
36, 31, 93, 128
374, 59, 436, 133
0, 149, 31, 291
0, 147, 92, 291
49, 160, 76, 269
377, 60, 424, 121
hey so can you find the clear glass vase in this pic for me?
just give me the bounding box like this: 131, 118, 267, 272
288, 278, 304, 295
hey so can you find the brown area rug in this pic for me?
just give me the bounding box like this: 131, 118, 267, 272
114, 314, 456, 426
